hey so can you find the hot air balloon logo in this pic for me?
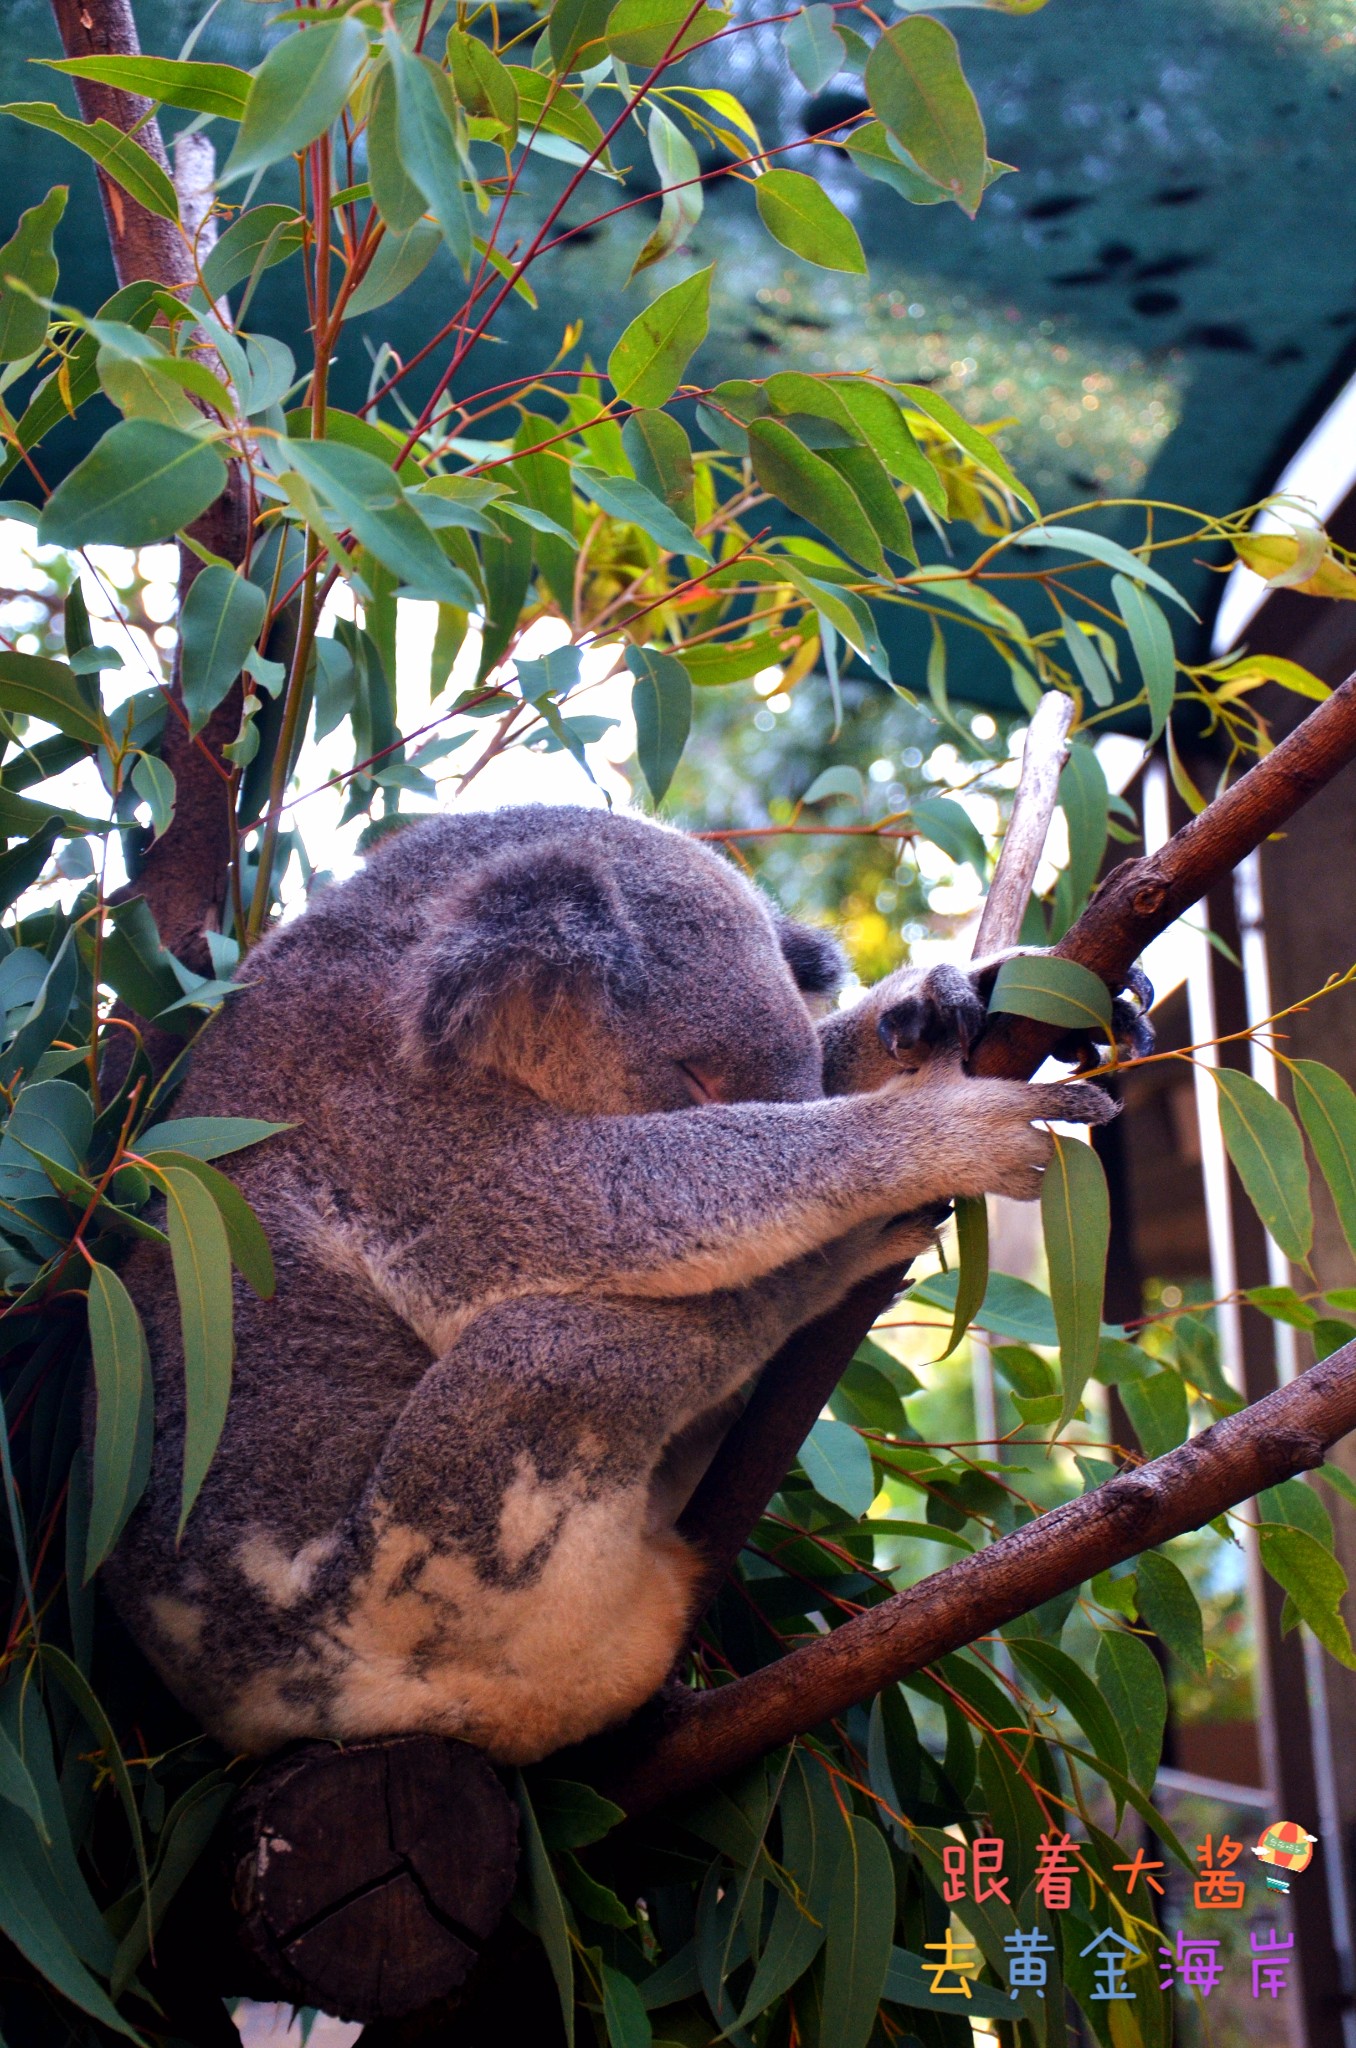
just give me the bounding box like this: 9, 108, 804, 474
1254, 1822, 1318, 1875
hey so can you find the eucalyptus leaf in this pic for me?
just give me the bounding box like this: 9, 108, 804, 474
1292, 1059, 1356, 1261
627, 644, 692, 804
608, 267, 712, 408
1042, 1135, 1110, 1432
755, 169, 866, 274
224, 17, 370, 182
160, 1164, 235, 1536
864, 18, 987, 215
179, 566, 267, 735
1214, 1066, 1313, 1264
1137, 1549, 1206, 1678
1113, 573, 1177, 742
0, 187, 66, 363
39, 420, 227, 549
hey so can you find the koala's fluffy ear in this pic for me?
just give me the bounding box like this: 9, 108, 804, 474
416, 845, 644, 1062
776, 918, 846, 1006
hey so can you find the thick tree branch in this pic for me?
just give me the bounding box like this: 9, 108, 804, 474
642, 672, 1356, 1805
48, 1, 246, 974
614, 1335, 1356, 1811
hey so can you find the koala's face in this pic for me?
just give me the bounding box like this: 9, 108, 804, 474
411, 813, 843, 1115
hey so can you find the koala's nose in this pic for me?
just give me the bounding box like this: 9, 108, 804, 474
877, 1001, 924, 1061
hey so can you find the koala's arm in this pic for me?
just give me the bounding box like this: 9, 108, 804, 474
458, 1071, 1115, 1302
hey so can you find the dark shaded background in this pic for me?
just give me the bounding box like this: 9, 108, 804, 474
6, 0, 1356, 699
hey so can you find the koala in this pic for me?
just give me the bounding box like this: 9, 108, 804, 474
106, 805, 1121, 1766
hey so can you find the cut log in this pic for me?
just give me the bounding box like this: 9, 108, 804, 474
228, 1736, 519, 2023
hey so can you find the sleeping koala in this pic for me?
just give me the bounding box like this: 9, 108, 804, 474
107, 805, 1120, 1765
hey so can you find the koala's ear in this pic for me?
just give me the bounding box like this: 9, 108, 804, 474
416, 844, 645, 1061
776, 917, 847, 1003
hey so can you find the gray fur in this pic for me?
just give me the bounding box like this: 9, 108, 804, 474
106, 805, 1114, 1763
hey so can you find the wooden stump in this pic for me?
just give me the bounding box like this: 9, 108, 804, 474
229, 1735, 519, 2024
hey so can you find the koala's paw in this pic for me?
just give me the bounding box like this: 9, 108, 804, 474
953, 1077, 1118, 1203
876, 964, 987, 1073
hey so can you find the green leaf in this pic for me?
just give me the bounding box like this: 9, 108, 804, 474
897, 382, 1037, 513
800, 1417, 876, 1519
819, 442, 916, 562
129, 753, 174, 843
733, 1752, 839, 2023
622, 408, 696, 528
1112, 573, 1177, 743
755, 169, 865, 274
532, 1777, 624, 1850
908, 793, 987, 873
39, 420, 226, 549
514, 1773, 574, 2048
0, 102, 178, 222
148, 1152, 274, 1299
1292, 1059, 1356, 1261
0, 187, 66, 363
160, 1164, 235, 1536
0, 651, 105, 748
910, 1266, 1058, 1345
833, 378, 946, 514
1058, 741, 1109, 911
179, 566, 266, 735
1017, 526, 1195, 614
1120, 1369, 1189, 1462
1137, 1549, 1205, 1677
608, 266, 712, 408
634, 103, 704, 276
0, 1717, 46, 1837
574, 463, 707, 559
1042, 1135, 1109, 1431
1259, 1525, 1356, 1666
603, 0, 727, 68
447, 29, 519, 134
385, 35, 473, 270
548, 0, 616, 70
627, 644, 692, 804
864, 17, 987, 215
1062, 616, 1114, 707
0, 1813, 138, 2038
201, 204, 306, 301
136, 1116, 286, 1161
782, 564, 892, 680
883, 1946, 1011, 2019
366, 60, 426, 231
1010, 1636, 1128, 1785
749, 419, 884, 573
344, 220, 441, 320
510, 68, 611, 162
820, 1815, 895, 2048
988, 954, 1113, 1034
1214, 1066, 1313, 1263
40, 54, 252, 120
224, 17, 370, 182
935, 1194, 987, 1363
1094, 1627, 1165, 1791
284, 438, 477, 607
783, 6, 846, 92
603, 1962, 652, 2048
1260, 1475, 1334, 1547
